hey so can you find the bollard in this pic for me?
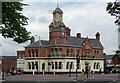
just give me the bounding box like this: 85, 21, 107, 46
43, 70, 44, 75
54, 71, 55, 75
81, 72, 84, 79
81, 74, 84, 79
33, 70, 34, 75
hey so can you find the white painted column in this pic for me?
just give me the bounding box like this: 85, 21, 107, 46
118, 23, 120, 49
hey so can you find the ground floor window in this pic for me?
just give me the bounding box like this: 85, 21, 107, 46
28, 62, 31, 69
55, 62, 58, 69
66, 62, 69, 69
94, 63, 96, 69
52, 62, 54, 69
32, 62, 34, 69
59, 62, 62, 69
35, 62, 38, 70
42, 63, 45, 71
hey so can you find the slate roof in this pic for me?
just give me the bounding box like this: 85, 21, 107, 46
2, 56, 17, 60
53, 7, 63, 14
49, 21, 65, 27
103, 55, 114, 60
65, 36, 104, 49
25, 40, 49, 47
26, 36, 104, 49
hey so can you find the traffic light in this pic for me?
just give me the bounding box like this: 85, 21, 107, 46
77, 56, 80, 64
77, 56, 80, 69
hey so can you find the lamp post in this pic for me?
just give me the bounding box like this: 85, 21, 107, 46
35, 35, 41, 74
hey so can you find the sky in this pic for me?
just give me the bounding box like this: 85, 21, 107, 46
0, 0, 118, 56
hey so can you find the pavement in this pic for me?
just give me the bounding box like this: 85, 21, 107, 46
0, 73, 120, 83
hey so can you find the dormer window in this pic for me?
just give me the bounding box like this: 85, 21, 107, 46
55, 38, 57, 44
86, 44, 89, 49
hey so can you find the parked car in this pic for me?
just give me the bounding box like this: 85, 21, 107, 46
16, 70, 23, 75
10, 71, 16, 75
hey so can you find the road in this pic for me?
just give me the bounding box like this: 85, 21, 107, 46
1, 73, 120, 83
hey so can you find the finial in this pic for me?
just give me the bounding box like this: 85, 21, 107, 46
57, 3, 59, 8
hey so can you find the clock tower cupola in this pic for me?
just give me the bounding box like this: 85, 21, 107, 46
53, 3, 63, 22
49, 4, 67, 45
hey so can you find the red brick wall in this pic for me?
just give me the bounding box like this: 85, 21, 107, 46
49, 28, 67, 45
112, 55, 120, 65
2, 59, 17, 72
25, 47, 47, 58
17, 51, 25, 59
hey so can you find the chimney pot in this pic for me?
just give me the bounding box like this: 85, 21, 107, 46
77, 33, 81, 38
31, 36, 35, 44
96, 32, 100, 41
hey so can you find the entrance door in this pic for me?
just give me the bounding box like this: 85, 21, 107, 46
42, 63, 45, 71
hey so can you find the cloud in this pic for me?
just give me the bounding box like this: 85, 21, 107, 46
1, 2, 118, 56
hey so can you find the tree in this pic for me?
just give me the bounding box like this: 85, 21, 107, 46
106, 0, 120, 25
1, 2, 31, 43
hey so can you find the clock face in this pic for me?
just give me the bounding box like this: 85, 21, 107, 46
58, 14, 61, 18
54, 14, 57, 18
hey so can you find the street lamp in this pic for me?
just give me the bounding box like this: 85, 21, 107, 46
35, 35, 41, 74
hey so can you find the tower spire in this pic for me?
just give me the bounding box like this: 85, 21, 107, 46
57, 3, 59, 8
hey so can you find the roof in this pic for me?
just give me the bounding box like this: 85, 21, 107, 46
25, 36, 104, 49
49, 21, 65, 27
65, 36, 104, 49
2, 56, 17, 60
104, 55, 114, 60
17, 50, 25, 52
25, 40, 49, 48
53, 7, 63, 14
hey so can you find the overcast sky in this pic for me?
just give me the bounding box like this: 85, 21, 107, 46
0, 0, 118, 56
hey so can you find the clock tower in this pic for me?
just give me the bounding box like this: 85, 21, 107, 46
49, 4, 67, 45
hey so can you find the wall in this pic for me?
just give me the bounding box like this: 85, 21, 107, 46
2, 59, 17, 72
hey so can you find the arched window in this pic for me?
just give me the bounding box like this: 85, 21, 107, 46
42, 63, 45, 71
36, 49, 38, 57
55, 62, 58, 69
71, 49, 73, 57
94, 62, 96, 69
28, 50, 31, 57
86, 44, 89, 49
23, 54, 25, 58
55, 49, 58, 56
19, 54, 21, 59
59, 62, 62, 69
52, 62, 54, 69
51, 49, 53, 56
32, 50, 34, 57
94, 51, 96, 57
66, 62, 69, 69
32, 62, 34, 69
67, 49, 69, 57
59, 49, 62, 56
55, 38, 57, 44
70, 62, 73, 69
28, 62, 31, 69
96, 63, 99, 69
35, 62, 38, 70
97, 51, 99, 58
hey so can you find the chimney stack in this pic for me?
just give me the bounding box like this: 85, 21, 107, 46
66, 27, 71, 36
77, 33, 81, 38
31, 36, 35, 44
96, 32, 100, 41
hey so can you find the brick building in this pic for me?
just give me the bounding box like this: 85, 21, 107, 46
17, 4, 104, 73
2, 56, 17, 72
17, 50, 25, 71
112, 50, 120, 66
